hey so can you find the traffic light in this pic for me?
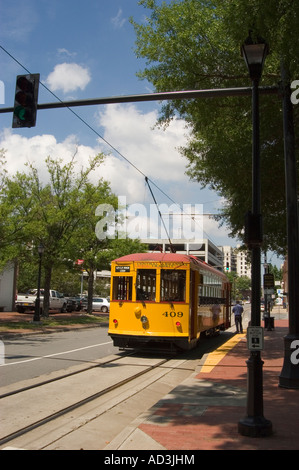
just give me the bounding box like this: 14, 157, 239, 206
226, 262, 229, 271
12, 73, 40, 128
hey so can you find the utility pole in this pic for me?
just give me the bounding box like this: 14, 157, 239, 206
279, 63, 299, 388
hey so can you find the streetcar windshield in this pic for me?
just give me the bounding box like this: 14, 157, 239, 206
136, 269, 156, 301
160, 269, 186, 302
112, 267, 186, 303
112, 276, 133, 301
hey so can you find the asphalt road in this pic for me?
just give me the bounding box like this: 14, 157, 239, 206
1, 305, 254, 390
0, 327, 119, 388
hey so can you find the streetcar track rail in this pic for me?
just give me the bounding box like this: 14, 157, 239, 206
0, 355, 173, 447
0, 328, 240, 449
0, 351, 134, 399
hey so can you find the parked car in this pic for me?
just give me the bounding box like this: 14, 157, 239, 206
84, 297, 110, 313
64, 296, 85, 311
16, 289, 67, 314
63, 296, 79, 312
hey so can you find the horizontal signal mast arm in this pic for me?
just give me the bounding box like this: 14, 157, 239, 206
0, 86, 279, 113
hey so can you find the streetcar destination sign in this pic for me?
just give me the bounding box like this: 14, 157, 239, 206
115, 266, 130, 272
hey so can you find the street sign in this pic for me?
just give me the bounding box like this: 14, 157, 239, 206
247, 326, 264, 350
264, 288, 275, 295
264, 273, 275, 288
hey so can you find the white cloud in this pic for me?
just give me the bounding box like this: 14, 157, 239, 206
111, 8, 126, 29
0, 130, 92, 183
96, 104, 190, 187
0, 103, 233, 246
0, 103, 192, 210
0, 104, 192, 203
45, 63, 91, 94
57, 48, 77, 58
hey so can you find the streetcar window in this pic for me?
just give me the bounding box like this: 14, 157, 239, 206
136, 269, 156, 301
199, 273, 225, 305
160, 270, 186, 302
112, 276, 132, 301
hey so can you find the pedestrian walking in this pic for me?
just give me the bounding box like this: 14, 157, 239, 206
233, 301, 244, 333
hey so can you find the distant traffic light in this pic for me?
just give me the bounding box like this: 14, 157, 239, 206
12, 73, 39, 128
226, 262, 229, 271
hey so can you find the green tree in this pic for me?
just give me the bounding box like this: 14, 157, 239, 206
61, 178, 118, 314
1, 152, 109, 315
269, 264, 282, 282
131, 0, 299, 255
227, 271, 251, 300
67, 189, 147, 313
0, 150, 39, 271
30, 154, 111, 316
1, 150, 147, 314
236, 276, 252, 300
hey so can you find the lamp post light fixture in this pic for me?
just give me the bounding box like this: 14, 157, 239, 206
33, 243, 44, 322
238, 34, 272, 437
241, 36, 269, 82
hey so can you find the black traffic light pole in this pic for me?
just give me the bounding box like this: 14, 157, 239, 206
0, 86, 278, 116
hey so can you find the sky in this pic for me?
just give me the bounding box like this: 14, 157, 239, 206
0, 0, 283, 267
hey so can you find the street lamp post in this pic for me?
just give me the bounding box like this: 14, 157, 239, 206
33, 243, 44, 322
238, 34, 272, 437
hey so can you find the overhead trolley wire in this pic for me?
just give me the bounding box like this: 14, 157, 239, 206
145, 176, 176, 252
0, 46, 146, 179
0, 45, 176, 200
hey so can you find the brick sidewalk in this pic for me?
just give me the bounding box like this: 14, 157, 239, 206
134, 320, 299, 450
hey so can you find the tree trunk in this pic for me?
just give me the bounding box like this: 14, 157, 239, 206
87, 269, 94, 314
42, 264, 52, 317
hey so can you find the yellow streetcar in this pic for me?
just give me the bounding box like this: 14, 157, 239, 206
108, 252, 231, 350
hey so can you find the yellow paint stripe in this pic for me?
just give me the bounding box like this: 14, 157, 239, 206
200, 333, 246, 373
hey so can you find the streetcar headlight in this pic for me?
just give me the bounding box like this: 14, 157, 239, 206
140, 315, 149, 329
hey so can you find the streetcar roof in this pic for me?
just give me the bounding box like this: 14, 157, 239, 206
112, 252, 228, 279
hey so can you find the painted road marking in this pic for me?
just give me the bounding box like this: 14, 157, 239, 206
0, 341, 113, 367
200, 333, 246, 373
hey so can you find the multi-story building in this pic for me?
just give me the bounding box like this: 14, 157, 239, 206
140, 238, 224, 270
219, 245, 251, 278
220, 246, 237, 274
140, 239, 251, 277
236, 248, 251, 278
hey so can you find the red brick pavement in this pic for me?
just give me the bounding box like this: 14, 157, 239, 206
139, 320, 299, 450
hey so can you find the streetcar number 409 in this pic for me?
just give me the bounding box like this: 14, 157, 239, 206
162, 311, 183, 318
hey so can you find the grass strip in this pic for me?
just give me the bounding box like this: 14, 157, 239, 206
0, 314, 108, 331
